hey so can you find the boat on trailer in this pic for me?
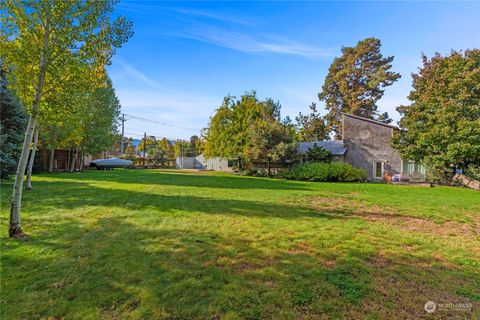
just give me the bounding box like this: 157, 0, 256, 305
90, 158, 133, 170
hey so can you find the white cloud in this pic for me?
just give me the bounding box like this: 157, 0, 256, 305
118, 3, 331, 59
118, 3, 254, 26
116, 89, 218, 111
166, 25, 333, 59
172, 8, 255, 26
110, 59, 174, 92
113, 88, 220, 139
109, 59, 221, 138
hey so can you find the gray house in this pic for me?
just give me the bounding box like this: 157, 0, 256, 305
299, 113, 425, 181
342, 113, 403, 180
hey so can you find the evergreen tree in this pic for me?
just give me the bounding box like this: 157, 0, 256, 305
295, 103, 329, 141
319, 38, 400, 138
0, 68, 27, 179
306, 145, 332, 163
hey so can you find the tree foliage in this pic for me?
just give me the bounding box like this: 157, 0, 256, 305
1, 0, 132, 236
0, 68, 27, 179
295, 102, 329, 141
1, 0, 133, 110
319, 38, 400, 138
204, 91, 296, 168
174, 139, 197, 157
393, 50, 480, 174
81, 76, 121, 156
246, 116, 295, 173
136, 136, 176, 166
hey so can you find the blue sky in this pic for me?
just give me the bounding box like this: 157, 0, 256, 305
108, 1, 480, 140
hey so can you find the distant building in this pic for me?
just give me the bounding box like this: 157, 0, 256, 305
176, 154, 234, 172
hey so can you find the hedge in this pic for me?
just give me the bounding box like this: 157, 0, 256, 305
279, 162, 367, 182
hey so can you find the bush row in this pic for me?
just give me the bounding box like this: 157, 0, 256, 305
279, 162, 367, 182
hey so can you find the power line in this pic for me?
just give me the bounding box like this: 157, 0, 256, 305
124, 113, 168, 125
124, 132, 189, 142
124, 113, 200, 132
124, 125, 199, 141
124, 132, 143, 137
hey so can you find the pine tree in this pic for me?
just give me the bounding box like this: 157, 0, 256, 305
0, 68, 27, 179
319, 38, 400, 138
295, 103, 329, 141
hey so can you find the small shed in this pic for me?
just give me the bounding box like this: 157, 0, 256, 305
195, 154, 234, 172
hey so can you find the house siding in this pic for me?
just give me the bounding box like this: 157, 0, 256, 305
342, 114, 402, 180
195, 154, 233, 172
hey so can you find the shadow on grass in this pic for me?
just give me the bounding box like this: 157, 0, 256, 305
1, 171, 478, 318
1, 216, 363, 319
19, 180, 324, 221
48, 169, 312, 191
2, 216, 477, 319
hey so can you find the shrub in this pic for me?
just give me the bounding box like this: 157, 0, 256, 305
425, 163, 454, 185
465, 165, 480, 181
279, 162, 366, 182
239, 168, 258, 176
239, 167, 269, 177
306, 145, 332, 163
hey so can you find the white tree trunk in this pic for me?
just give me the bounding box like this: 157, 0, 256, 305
70, 148, 78, 173
79, 150, 84, 171
9, 116, 37, 236
9, 15, 50, 237
26, 124, 40, 190
67, 149, 71, 172
48, 149, 54, 173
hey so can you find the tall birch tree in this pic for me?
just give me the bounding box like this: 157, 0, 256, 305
1, 0, 133, 237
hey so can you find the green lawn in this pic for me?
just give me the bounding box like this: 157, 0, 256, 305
1, 169, 479, 319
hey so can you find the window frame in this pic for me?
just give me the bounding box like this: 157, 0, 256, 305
373, 160, 384, 179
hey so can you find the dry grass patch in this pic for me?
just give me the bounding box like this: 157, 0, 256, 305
308, 195, 479, 240
350, 253, 478, 320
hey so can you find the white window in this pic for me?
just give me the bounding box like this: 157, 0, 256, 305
401, 160, 426, 181
373, 161, 383, 179
402, 160, 426, 175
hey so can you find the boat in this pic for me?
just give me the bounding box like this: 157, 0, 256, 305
89, 158, 133, 170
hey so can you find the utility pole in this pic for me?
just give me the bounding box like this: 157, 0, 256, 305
120, 113, 125, 154
143, 132, 146, 168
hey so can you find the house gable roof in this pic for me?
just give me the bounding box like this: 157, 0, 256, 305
298, 140, 347, 155
341, 112, 397, 129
